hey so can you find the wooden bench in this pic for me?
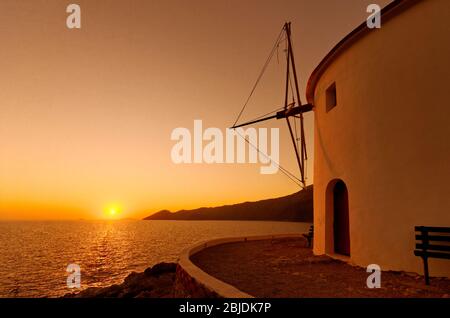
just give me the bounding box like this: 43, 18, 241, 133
303, 225, 314, 248
414, 226, 450, 285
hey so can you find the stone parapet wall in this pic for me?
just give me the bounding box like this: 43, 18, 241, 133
174, 234, 303, 298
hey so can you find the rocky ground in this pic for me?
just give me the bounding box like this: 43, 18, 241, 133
64, 238, 450, 298
63, 262, 177, 298
191, 238, 450, 298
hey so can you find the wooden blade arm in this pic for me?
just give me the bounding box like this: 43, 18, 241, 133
231, 103, 313, 129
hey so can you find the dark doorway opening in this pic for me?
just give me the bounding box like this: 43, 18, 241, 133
333, 180, 350, 256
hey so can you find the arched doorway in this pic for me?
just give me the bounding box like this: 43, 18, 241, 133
333, 180, 350, 256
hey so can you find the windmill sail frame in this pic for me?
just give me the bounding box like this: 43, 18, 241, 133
231, 22, 312, 188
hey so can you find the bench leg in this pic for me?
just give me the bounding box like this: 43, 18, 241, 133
422, 257, 430, 285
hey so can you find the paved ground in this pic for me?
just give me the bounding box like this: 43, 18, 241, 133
190, 238, 450, 298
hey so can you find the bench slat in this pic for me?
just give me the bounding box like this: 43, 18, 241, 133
414, 226, 450, 286
415, 234, 450, 242
414, 250, 450, 259
415, 226, 450, 233
415, 244, 450, 252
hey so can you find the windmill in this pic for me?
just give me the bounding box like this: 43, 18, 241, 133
231, 22, 313, 188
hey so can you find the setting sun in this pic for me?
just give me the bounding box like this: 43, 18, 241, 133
104, 205, 122, 219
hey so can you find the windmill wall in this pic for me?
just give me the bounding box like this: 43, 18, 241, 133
308, 0, 450, 277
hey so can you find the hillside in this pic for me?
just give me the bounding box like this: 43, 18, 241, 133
143, 185, 313, 222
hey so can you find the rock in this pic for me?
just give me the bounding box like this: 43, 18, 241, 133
124, 271, 142, 286
144, 262, 177, 277
135, 290, 154, 298
70, 284, 123, 298
63, 262, 177, 298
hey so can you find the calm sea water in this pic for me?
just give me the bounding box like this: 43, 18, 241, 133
0, 220, 310, 297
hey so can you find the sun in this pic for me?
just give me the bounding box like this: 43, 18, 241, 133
104, 204, 122, 219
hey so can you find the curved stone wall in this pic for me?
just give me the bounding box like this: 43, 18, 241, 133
174, 234, 303, 298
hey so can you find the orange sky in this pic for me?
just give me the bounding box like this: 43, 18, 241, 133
0, 0, 391, 220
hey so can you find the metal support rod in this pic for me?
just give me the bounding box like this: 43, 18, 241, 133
286, 117, 305, 187
284, 23, 291, 110
286, 23, 308, 163
285, 22, 306, 186
231, 114, 278, 129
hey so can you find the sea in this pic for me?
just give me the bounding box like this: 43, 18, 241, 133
0, 220, 310, 297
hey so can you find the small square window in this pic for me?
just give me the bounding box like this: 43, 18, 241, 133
326, 82, 337, 112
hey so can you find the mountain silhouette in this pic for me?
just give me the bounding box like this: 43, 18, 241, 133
143, 185, 312, 222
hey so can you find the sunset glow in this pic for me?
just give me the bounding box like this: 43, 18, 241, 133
2, 0, 450, 305
0, 0, 390, 220
104, 205, 122, 219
